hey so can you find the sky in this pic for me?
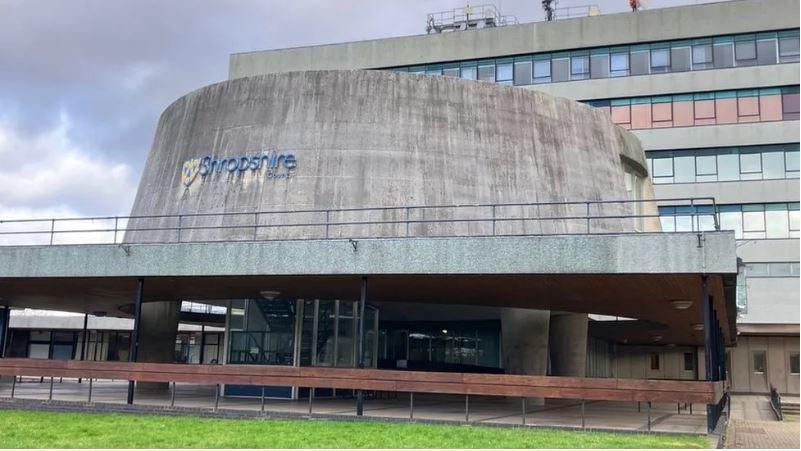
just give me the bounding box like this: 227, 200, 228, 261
0, 0, 722, 220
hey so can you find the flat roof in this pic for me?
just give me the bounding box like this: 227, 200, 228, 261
228, 0, 798, 79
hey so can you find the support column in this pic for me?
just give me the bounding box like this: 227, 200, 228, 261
127, 278, 144, 404
0, 306, 9, 358
135, 300, 182, 392
501, 308, 550, 405
356, 277, 367, 416
79, 313, 88, 383
702, 275, 718, 433
548, 312, 588, 377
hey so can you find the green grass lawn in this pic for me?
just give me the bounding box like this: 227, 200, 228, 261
0, 409, 708, 448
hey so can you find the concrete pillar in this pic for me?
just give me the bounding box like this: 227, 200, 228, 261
501, 308, 550, 405
135, 300, 181, 392
548, 312, 588, 377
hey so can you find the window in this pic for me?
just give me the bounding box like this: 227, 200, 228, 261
570, 54, 590, 80
692, 43, 713, 70
713, 39, 735, 68
651, 158, 673, 183
742, 204, 766, 239
674, 156, 696, 183
610, 52, 629, 77
670, 45, 691, 72
460, 63, 477, 80
630, 48, 650, 75
650, 353, 660, 370
756, 35, 778, 65
752, 351, 767, 373
787, 151, 800, 177
590, 53, 609, 79
442, 65, 460, 77
717, 153, 739, 181
650, 48, 670, 73
425, 65, 442, 76
477, 61, 495, 82
533, 59, 551, 83
496, 59, 513, 85
696, 155, 717, 181
790, 353, 800, 375
551, 56, 570, 82
513, 60, 532, 86
735, 37, 757, 66
779, 33, 800, 63
683, 352, 695, 372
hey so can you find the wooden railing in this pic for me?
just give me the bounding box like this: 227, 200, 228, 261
0, 358, 723, 405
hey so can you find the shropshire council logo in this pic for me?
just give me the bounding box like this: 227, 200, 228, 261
181, 158, 201, 187
180, 150, 297, 188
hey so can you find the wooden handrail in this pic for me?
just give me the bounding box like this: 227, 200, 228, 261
0, 358, 724, 404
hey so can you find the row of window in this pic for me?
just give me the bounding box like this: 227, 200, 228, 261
659, 202, 800, 240
585, 87, 799, 130
389, 30, 800, 86
745, 262, 800, 278
646, 144, 800, 184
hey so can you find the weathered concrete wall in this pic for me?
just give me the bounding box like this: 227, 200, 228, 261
127, 70, 648, 242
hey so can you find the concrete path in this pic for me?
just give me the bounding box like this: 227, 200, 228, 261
724, 419, 800, 449
724, 395, 800, 448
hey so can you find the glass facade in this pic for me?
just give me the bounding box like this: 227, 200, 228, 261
659, 202, 800, 239
378, 320, 501, 372
646, 144, 800, 184
745, 262, 801, 278
587, 86, 799, 130
389, 29, 800, 85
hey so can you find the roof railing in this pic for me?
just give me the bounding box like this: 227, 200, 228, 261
0, 197, 719, 246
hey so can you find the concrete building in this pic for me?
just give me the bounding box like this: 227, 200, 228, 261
226, 0, 800, 395
0, 0, 784, 433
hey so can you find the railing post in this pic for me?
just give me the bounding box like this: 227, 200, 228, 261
409, 392, 414, 421
127, 278, 144, 405
177, 215, 182, 243
405, 208, 410, 237
308, 387, 314, 418
48, 376, 54, 401
521, 397, 526, 426
260, 386, 266, 413
491, 205, 496, 235
170, 381, 176, 407
49, 219, 55, 245
325, 210, 330, 239
647, 401, 652, 432
356, 277, 367, 416
253, 213, 259, 241
465, 394, 470, 422
88, 378, 93, 404
10, 375, 16, 398
581, 399, 585, 429
586, 202, 591, 233
113, 217, 119, 244
214, 384, 220, 411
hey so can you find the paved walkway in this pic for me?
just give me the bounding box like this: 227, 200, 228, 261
723, 395, 801, 449
0, 377, 708, 434
724, 419, 800, 449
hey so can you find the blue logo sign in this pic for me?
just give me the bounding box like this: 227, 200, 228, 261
181, 150, 297, 187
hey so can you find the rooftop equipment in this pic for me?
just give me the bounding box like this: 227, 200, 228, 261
425, 4, 519, 34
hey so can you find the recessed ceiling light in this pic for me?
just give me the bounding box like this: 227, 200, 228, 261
692, 323, 704, 331
670, 300, 693, 310
651, 335, 663, 342
259, 290, 281, 300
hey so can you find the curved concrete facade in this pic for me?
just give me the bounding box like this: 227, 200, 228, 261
129, 70, 648, 241
128, 69, 652, 377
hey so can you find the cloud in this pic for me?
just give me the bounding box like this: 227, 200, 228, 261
0, 113, 137, 218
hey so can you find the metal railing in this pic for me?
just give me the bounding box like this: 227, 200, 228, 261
0, 197, 719, 246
